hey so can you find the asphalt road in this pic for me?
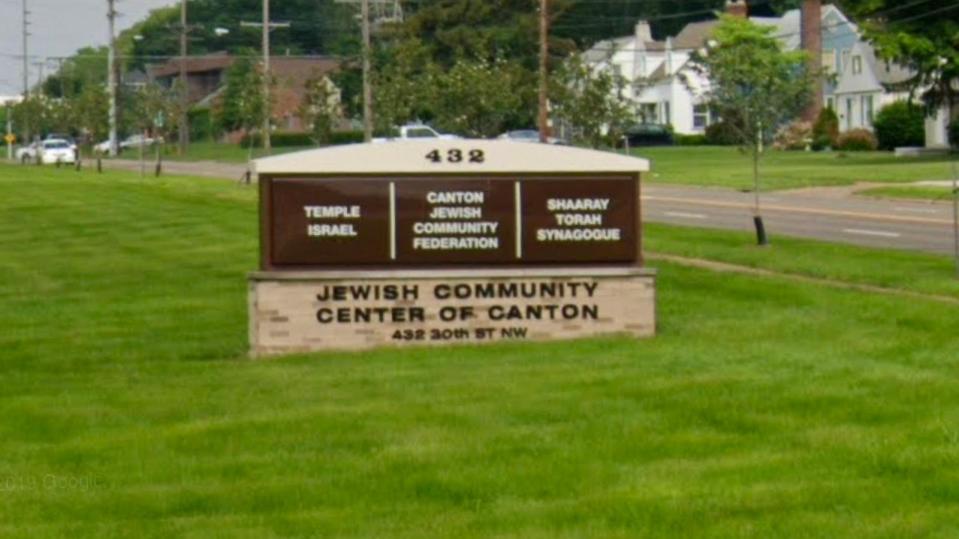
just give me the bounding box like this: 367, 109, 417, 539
644, 185, 958, 255
101, 158, 958, 256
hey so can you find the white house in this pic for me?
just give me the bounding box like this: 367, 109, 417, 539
584, 1, 953, 147
584, 1, 857, 135
832, 40, 912, 132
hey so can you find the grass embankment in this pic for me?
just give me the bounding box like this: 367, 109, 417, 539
859, 185, 958, 202
635, 146, 955, 190
99, 141, 313, 164
2, 164, 959, 537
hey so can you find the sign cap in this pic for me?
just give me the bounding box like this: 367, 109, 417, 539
254, 139, 650, 176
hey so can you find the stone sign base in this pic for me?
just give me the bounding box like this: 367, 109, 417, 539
249, 267, 656, 357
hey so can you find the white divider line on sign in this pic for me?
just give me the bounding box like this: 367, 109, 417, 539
389, 182, 397, 260
515, 181, 523, 258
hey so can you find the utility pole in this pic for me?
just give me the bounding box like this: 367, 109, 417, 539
361, 0, 372, 142
241, 3, 289, 155
32, 61, 45, 96
262, 0, 272, 153
801, 0, 823, 122
178, 0, 189, 154
336, 0, 402, 141
22, 0, 31, 144
107, 0, 118, 156
538, 0, 549, 142
5, 102, 13, 161
21, 0, 29, 98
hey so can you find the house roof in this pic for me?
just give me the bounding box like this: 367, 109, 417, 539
835, 40, 916, 95
148, 52, 235, 79
672, 21, 720, 50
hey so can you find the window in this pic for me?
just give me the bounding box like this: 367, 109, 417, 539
663, 101, 671, 126
822, 51, 837, 74
693, 104, 709, 129
826, 97, 835, 111
639, 103, 657, 123
842, 50, 851, 71
862, 95, 874, 126
846, 98, 853, 130
852, 55, 862, 75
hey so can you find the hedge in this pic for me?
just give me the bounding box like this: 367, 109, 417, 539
872, 101, 925, 150
240, 130, 365, 147
836, 128, 878, 151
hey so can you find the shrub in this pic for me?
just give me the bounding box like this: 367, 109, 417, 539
328, 131, 365, 145
674, 134, 708, 146
835, 128, 878, 151
773, 121, 813, 151
812, 107, 839, 150
872, 101, 925, 150
189, 108, 217, 142
704, 121, 740, 146
240, 131, 315, 147
949, 120, 958, 148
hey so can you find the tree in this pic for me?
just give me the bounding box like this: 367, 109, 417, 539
215, 54, 266, 141
130, 83, 182, 143
551, 53, 635, 148
838, 0, 959, 112
71, 83, 109, 148
300, 75, 343, 145
429, 57, 531, 138
686, 15, 815, 245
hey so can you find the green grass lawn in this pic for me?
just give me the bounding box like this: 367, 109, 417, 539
858, 185, 959, 202
99, 141, 314, 164
3, 164, 959, 537
634, 146, 957, 191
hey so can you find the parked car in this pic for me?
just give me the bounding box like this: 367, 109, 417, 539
39, 139, 77, 165
619, 123, 674, 147
372, 123, 460, 143
497, 129, 567, 145
94, 134, 158, 154
15, 139, 77, 164
15, 141, 42, 163
44, 133, 79, 161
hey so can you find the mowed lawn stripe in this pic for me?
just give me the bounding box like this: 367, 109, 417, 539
1, 165, 959, 537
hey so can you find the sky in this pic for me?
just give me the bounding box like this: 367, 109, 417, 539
0, 0, 177, 97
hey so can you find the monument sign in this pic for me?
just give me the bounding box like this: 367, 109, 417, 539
250, 140, 655, 356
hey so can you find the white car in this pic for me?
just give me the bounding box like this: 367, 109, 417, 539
15, 141, 42, 163
372, 124, 460, 143
39, 139, 77, 165
94, 134, 157, 154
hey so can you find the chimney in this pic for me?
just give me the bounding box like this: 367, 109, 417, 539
801, 0, 823, 121
635, 20, 653, 44
725, 0, 748, 18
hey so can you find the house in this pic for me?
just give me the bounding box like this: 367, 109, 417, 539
584, 1, 937, 139
147, 53, 341, 132
817, 22, 953, 148
832, 40, 912, 132
585, 1, 857, 135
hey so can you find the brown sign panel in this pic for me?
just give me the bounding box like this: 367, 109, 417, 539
395, 179, 516, 264
262, 175, 639, 269
520, 178, 637, 263
271, 178, 390, 265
